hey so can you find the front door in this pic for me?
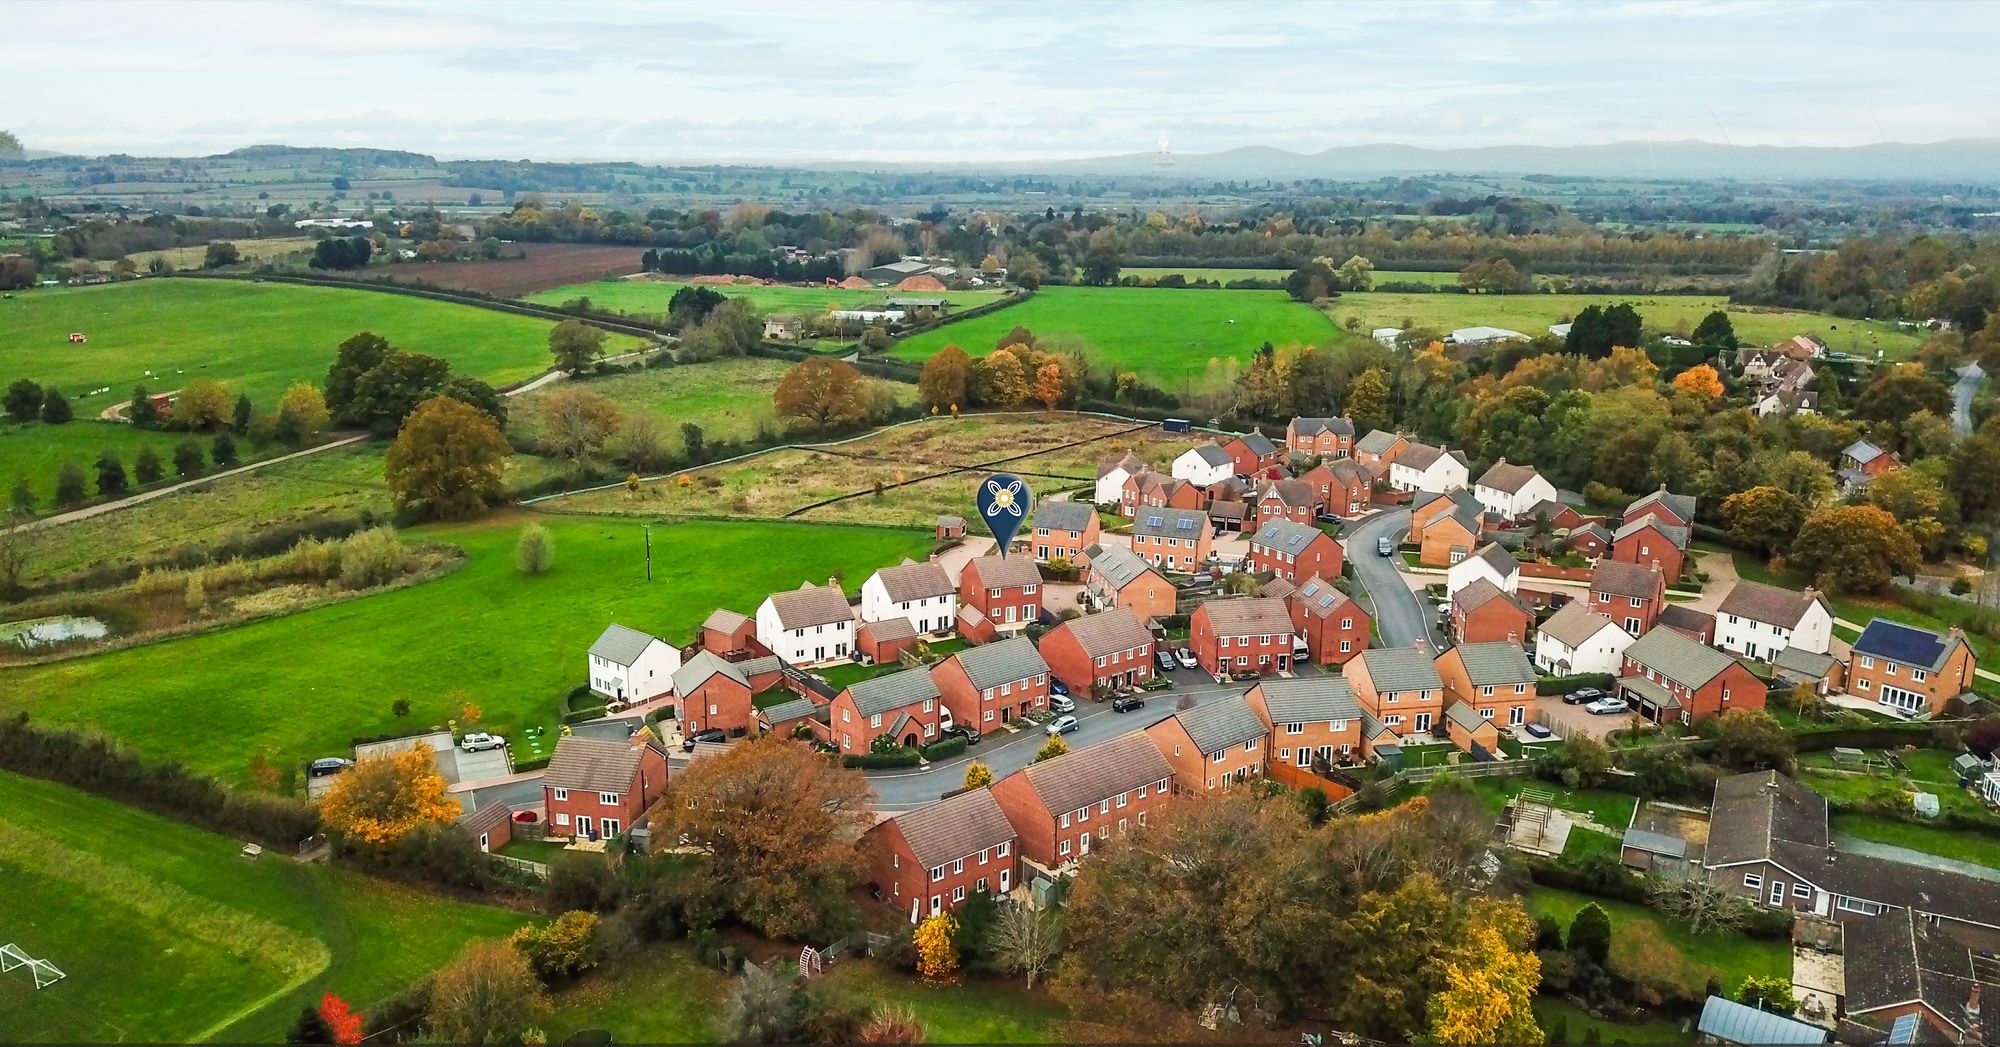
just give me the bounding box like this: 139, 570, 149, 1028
1769, 881, 1785, 907
999, 868, 1010, 893
1079, 832, 1092, 857
1277, 654, 1289, 671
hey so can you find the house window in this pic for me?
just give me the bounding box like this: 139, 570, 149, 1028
1743, 873, 1763, 889
1793, 883, 1813, 899
931, 866, 945, 882
1116, 793, 1128, 808
1059, 839, 1072, 856
1481, 685, 1494, 697
1059, 813, 1070, 828
553, 788, 569, 801
1100, 799, 1110, 815
1860, 655, 1875, 669
1913, 669, 1928, 683
870, 713, 882, 728
1479, 708, 1494, 719
599, 792, 619, 805
952, 858, 964, 874
1286, 723, 1304, 735
996, 842, 1009, 858
1838, 896, 1883, 915
1157, 778, 1170, 793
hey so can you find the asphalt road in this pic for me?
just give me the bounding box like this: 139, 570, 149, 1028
1344, 508, 1440, 652
1955, 362, 1985, 436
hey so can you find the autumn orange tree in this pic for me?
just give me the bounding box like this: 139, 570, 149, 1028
914, 913, 959, 982
918, 345, 971, 410
384, 395, 511, 519
648, 734, 874, 938
773, 358, 871, 431
1670, 363, 1724, 400
319, 742, 459, 848
978, 347, 1032, 406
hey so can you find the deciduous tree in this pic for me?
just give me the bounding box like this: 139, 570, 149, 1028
1864, 466, 1952, 557
977, 347, 1033, 407
510, 910, 600, 984
516, 523, 554, 574
129, 384, 160, 427
1426, 914, 1542, 1046
1736, 975, 1799, 1013
917, 345, 971, 410
992, 901, 1063, 989
4, 379, 41, 422
549, 319, 608, 374
1721, 485, 1807, 557
1711, 708, 1795, 771
276, 383, 330, 445
173, 379, 231, 431
425, 941, 549, 1045
39, 386, 72, 424
324, 332, 389, 420
773, 358, 871, 431
538, 387, 623, 466
318, 742, 459, 848
94, 451, 126, 497
384, 396, 510, 520
134, 445, 164, 485
316, 993, 363, 1045
1649, 867, 1751, 935
1034, 736, 1068, 762
618, 413, 665, 472
350, 350, 451, 433
1788, 504, 1919, 592
962, 761, 993, 790
1671, 364, 1724, 399
914, 913, 958, 982
53, 460, 86, 504
1855, 364, 1951, 423
1346, 367, 1391, 432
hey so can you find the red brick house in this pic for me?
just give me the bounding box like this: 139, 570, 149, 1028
699, 608, 761, 658
931, 634, 1050, 730
1144, 694, 1269, 793
1028, 501, 1100, 564
1223, 431, 1282, 478
1346, 647, 1446, 743
1434, 641, 1538, 734
1591, 560, 1668, 637
1842, 440, 1902, 482
1301, 459, 1373, 518
1610, 516, 1688, 585
1125, 471, 1203, 515
865, 788, 1019, 921
1623, 486, 1697, 530
543, 730, 670, 843
1288, 575, 1368, 666
1036, 607, 1155, 694
1354, 429, 1408, 473
1525, 499, 1594, 532
1190, 597, 1297, 677
1657, 604, 1717, 644
937, 515, 966, 540
1451, 577, 1533, 645
1129, 507, 1212, 573
1616, 627, 1766, 725
1245, 675, 1364, 770
1246, 519, 1343, 584
670, 651, 756, 738
1566, 522, 1612, 559
956, 605, 998, 644
1286, 416, 1355, 459
1251, 478, 1322, 528
856, 617, 918, 665
990, 731, 1174, 871
828, 669, 945, 753
959, 555, 1043, 630
1084, 545, 1176, 623
1845, 619, 1978, 718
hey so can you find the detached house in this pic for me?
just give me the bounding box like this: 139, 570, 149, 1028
1413, 490, 1485, 567
1251, 478, 1322, 528
1129, 507, 1212, 572
1144, 694, 1268, 793
756, 581, 856, 666
1300, 458, 1373, 518
1472, 459, 1559, 521
860, 559, 957, 636
670, 651, 755, 738
958, 555, 1043, 630
586, 623, 683, 706
866, 788, 1019, 922
1287, 416, 1355, 458
1029, 501, 1100, 564
1534, 602, 1634, 676
829, 669, 945, 753
1354, 429, 1408, 473
1617, 627, 1765, 725
1347, 647, 1446, 742
544, 730, 669, 844
1189, 597, 1298, 677
1388, 441, 1469, 494
1610, 515, 1689, 584
991, 732, 1174, 870
1222, 431, 1282, 478
931, 634, 1050, 730
1623, 485, 1697, 531
1591, 560, 1668, 637
1845, 620, 1977, 718
1246, 675, 1363, 769
1435, 641, 1538, 734
1171, 444, 1235, 487
1085, 545, 1175, 622
1446, 543, 1520, 598
1841, 440, 1902, 492
1451, 577, 1533, 646
1715, 581, 1833, 661
1246, 519, 1343, 584
1288, 575, 1369, 665
1037, 606, 1155, 693
1095, 452, 1145, 507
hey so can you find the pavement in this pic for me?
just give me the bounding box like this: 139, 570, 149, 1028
1343, 508, 1442, 651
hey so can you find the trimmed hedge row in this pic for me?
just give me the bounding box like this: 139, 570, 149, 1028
1524, 852, 1794, 941
1537, 673, 1616, 696
841, 750, 922, 770
921, 737, 967, 761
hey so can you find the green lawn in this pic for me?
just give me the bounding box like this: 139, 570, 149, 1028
817, 659, 900, 692
1832, 813, 2000, 869
0, 771, 528, 1044
0, 279, 648, 411
0, 418, 215, 510
544, 945, 726, 1044
526, 279, 1004, 318
1123, 268, 1468, 287
890, 285, 1343, 390
1323, 292, 1926, 359
1534, 996, 1689, 1045
0, 514, 933, 785
1525, 887, 1790, 999
817, 960, 1068, 1043
1442, 774, 1638, 829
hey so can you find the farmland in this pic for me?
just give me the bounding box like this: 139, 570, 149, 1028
526, 277, 1007, 317
0, 514, 934, 784
890, 285, 1343, 389
0, 279, 649, 410
124, 237, 320, 270
1124, 266, 1464, 287
372, 243, 645, 296
0, 771, 528, 1044
0, 418, 204, 510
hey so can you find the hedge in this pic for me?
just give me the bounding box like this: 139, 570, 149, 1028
921, 737, 968, 761
841, 750, 922, 770
1537, 673, 1616, 696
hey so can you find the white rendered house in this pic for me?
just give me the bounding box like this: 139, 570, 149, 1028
587, 623, 683, 705
1714, 581, 1834, 661
1446, 544, 1520, 598
1534, 604, 1635, 676
755, 582, 857, 665
860, 559, 958, 636
1172, 443, 1235, 487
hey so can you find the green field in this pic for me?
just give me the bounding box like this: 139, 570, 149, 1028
0, 514, 933, 784
1524, 887, 1790, 998
0, 771, 527, 1044
1124, 267, 1463, 287
0, 418, 211, 510
891, 285, 1342, 389
0, 279, 648, 412
123, 238, 320, 271
526, 279, 1005, 317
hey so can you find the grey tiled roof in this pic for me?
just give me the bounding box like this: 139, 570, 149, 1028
1189, 443, 1232, 467
672, 650, 749, 695
1454, 577, 1525, 617
889, 788, 1017, 871
1089, 545, 1158, 590
952, 634, 1048, 689
1236, 431, 1279, 457
1131, 507, 1208, 540
1470, 543, 1519, 579
1054, 607, 1153, 658
1444, 701, 1490, 733
1843, 439, 1887, 465
844, 668, 941, 718
1254, 675, 1359, 724
768, 582, 856, 629
1170, 694, 1268, 754
1355, 429, 1402, 456
1292, 575, 1356, 619
1624, 627, 1737, 689
1034, 501, 1096, 533
1705, 770, 1829, 866
544, 733, 662, 793
1250, 518, 1325, 554
1475, 460, 1543, 495
1772, 645, 1837, 679
702, 608, 751, 633
1538, 602, 1618, 647
1290, 416, 1354, 438
859, 617, 918, 643
758, 696, 821, 725
1395, 441, 1448, 470
1614, 515, 1691, 550
1196, 596, 1295, 636
1018, 731, 1172, 815
590, 623, 660, 665
1452, 641, 1538, 687
872, 559, 954, 603
1360, 647, 1442, 693
1625, 486, 1697, 524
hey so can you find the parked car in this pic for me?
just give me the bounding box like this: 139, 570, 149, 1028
1564, 687, 1606, 706
1377, 534, 1395, 556
308, 757, 353, 778
458, 732, 506, 753
1156, 650, 1178, 672
1523, 723, 1554, 739
1436, 603, 1451, 622
1111, 695, 1146, 713
1049, 679, 1070, 697
1585, 697, 1630, 716
1174, 647, 1198, 669
682, 727, 727, 751
950, 725, 981, 745
1047, 715, 1080, 735
1049, 694, 1075, 713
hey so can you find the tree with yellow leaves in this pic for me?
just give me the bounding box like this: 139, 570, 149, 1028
1034, 362, 1066, 410
914, 913, 958, 982
962, 761, 994, 790
1426, 905, 1543, 1046
1671, 364, 1724, 400
1035, 735, 1068, 762
978, 347, 1032, 407
320, 743, 459, 847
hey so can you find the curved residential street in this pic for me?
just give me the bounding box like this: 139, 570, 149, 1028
1343, 508, 1441, 651
1955, 362, 1985, 436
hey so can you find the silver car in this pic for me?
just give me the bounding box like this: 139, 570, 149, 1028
1046, 715, 1080, 735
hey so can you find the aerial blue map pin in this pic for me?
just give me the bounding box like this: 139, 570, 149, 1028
977, 473, 1033, 557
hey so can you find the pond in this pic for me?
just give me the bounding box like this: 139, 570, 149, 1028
0, 614, 110, 650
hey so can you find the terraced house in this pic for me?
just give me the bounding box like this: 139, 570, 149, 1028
1145, 694, 1268, 793
828, 669, 944, 753
1246, 675, 1363, 770
756, 581, 856, 666
1036, 606, 1155, 694
991, 732, 1175, 870
865, 787, 1019, 922
1845, 620, 1977, 717
1129, 506, 1212, 572
1028, 500, 1100, 563
1190, 596, 1297, 677
859, 558, 957, 636
930, 634, 1051, 729
1246, 518, 1343, 584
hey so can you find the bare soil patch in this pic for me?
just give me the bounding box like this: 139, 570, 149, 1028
388, 243, 644, 296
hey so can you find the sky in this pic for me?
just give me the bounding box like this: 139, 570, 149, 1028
11, 0, 2000, 164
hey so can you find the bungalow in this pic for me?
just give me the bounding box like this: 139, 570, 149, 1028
543, 730, 670, 844
1610, 515, 1688, 584
755, 581, 856, 666
670, 651, 755, 738
1222, 431, 1282, 478
1286, 416, 1355, 459
1251, 478, 1322, 528
1037, 606, 1155, 694
1472, 459, 1559, 521
1535, 602, 1633, 676
1452, 577, 1534, 646
1354, 429, 1408, 473
586, 623, 683, 706
1246, 519, 1343, 584
1434, 641, 1538, 733
1842, 440, 1902, 483
1715, 581, 1833, 661
1624, 485, 1698, 530
1446, 543, 1520, 598
1085, 545, 1175, 622
1129, 507, 1212, 573
958, 555, 1043, 630
1617, 627, 1765, 725
1029, 501, 1100, 564
1095, 452, 1145, 507
990, 731, 1175, 869
698, 608, 759, 657
828, 669, 945, 753
1246, 675, 1363, 769
1841, 910, 1998, 1044
1288, 575, 1369, 665
1300, 458, 1373, 518
1189, 597, 1298, 677
860, 559, 957, 636
1171, 444, 1235, 487
1347, 647, 1446, 741
1144, 694, 1269, 793
931, 634, 1050, 730
855, 617, 919, 666
1845, 620, 1977, 717
1387, 441, 1469, 494
1590, 560, 1668, 637
866, 788, 1020, 922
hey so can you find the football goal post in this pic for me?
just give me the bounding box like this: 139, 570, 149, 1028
0, 943, 65, 989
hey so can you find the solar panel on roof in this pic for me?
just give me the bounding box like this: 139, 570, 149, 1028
1301, 582, 1321, 597
1287, 533, 1305, 547
1888, 1014, 1918, 1045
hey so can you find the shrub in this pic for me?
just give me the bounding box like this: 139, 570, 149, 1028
921, 737, 967, 761
338, 527, 408, 589
511, 910, 600, 985
516, 524, 554, 574
841, 750, 922, 770
1567, 903, 1612, 965
545, 853, 624, 912
1536, 673, 1616, 696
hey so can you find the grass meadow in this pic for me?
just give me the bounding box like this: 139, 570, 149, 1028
0, 771, 527, 1044
0, 418, 207, 510
1524, 887, 1790, 1000
526, 278, 1005, 318
1123, 266, 1464, 286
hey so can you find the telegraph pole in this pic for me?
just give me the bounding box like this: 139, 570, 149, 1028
643, 522, 653, 581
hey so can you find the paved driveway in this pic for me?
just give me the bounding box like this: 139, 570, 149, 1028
1343, 509, 1439, 651
1535, 693, 1639, 739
